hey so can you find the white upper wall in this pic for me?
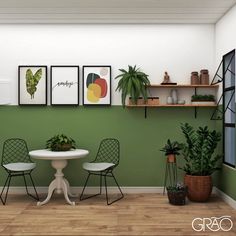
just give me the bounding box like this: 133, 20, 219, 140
0, 24, 215, 105
215, 4, 236, 99
215, 4, 236, 65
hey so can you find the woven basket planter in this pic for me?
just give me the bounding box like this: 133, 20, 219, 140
184, 175, 212, 202
167, 187, 187, 205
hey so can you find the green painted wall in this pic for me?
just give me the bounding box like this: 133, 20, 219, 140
0, 106, 217, 187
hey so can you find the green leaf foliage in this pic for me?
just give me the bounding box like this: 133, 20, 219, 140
26, 68, 42, 99
115, 65, 150, 107
191, 94, 215, 101
160, 139, 182, 156
46, 134, 76, 151
180, 123, 222, 176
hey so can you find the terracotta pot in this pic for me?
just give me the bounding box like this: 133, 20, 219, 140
184, 175, 212, 202
191, 72, 200, 85
167, 154, 176, 163
200, 69, 209, 85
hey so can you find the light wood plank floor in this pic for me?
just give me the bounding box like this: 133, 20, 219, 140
0, 193, 235, 236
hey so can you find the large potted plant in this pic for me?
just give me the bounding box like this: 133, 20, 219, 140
180, 123, 221, 202
115, 65, 150, 107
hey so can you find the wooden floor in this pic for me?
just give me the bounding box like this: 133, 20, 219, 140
0, 193, 235, 236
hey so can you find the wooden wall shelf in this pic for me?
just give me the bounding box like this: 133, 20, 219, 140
127, 84, 219, 118
126, 104, 217, 108
147, 84, 219, 88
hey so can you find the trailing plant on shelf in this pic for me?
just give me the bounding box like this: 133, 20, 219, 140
115, 65, 150, 107
191, 94, 215, 102
180, 123, 221, 202
46, 134, 76, 151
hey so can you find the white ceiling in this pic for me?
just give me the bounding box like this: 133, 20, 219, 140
0, 0, 235, 24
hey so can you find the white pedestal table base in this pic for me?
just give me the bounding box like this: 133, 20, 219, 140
37, 159, 78, 206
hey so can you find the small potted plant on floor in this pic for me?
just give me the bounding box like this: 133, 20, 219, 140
115, 65, 151, 107
180, 123, 221, 202
191, 94, 215, 106
46, 134, 76, 151
160, 139, 182, 163
167, 182, 188, 205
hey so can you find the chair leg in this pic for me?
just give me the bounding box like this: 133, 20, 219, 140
29, 173, 40, 201
0, 195, 3, 205
99, 172, 102, 194
163, 162, 168, 195
80, 173, 102, 201
104, 171, 124, 205
22, 173, 39, 201
0, 174, 12, 205
104, 174, 109, 205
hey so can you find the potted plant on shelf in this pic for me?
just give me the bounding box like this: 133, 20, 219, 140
160, 139, 182, 163
180, 123, 221, 202
115, 65, 151, 107
191, 94, 215, 106
46, 134, 76, 151
167, 182, 188, 205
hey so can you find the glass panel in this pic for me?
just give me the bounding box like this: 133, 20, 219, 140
224, 90, 235, 123
224, 52, 235, 88
224, 127, 235, 166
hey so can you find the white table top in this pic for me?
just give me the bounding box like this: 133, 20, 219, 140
29, 149, 89, 160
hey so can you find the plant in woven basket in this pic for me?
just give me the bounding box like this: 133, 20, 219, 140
180, 123, 222, 202
46, 134, 76, 151
167, 182, 187, 205
115, 65, 150, 107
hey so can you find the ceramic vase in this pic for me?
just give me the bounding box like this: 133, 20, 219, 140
167, 96, 173, 104
171, 89, 178, 104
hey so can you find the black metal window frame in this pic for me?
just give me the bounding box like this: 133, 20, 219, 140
223, 49, 235, 168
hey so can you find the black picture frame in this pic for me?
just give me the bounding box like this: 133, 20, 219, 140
50, 66, 80, 106
83, 65, 111, 106
18, 65, 47, 106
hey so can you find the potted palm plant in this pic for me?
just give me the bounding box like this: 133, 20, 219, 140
115, 65, 150, 107
180, 123, 221, 202
46, 134, 76, 151
160, 139, 182, 163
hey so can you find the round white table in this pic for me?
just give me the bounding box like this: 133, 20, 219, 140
29, 149, 89, 206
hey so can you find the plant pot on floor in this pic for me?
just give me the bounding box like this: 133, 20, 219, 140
184, 175, 212, 202
167, 186, 188, 205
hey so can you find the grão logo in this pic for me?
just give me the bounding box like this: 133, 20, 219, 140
192, 216, 233, 232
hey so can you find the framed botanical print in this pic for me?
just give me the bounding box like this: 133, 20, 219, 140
50, 66, 79, 105
83, 66, 111, 106
18, 66, 47, 105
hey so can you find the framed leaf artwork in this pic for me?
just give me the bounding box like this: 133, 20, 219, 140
83, 66, 111, 105
18, 66, 47, 105
50, 66, 79, 105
